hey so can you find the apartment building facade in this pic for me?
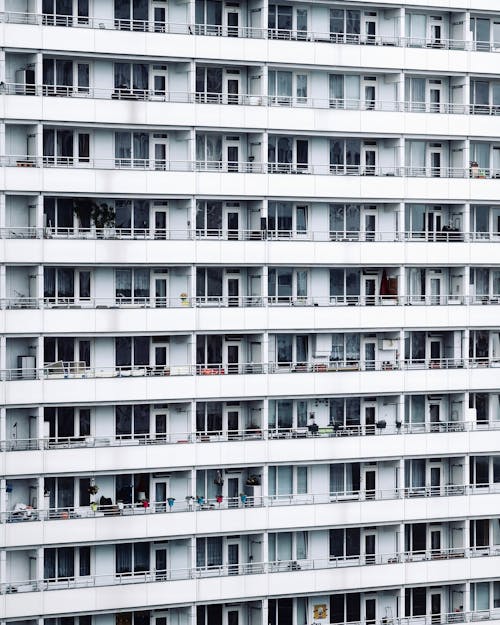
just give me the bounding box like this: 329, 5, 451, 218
3, 1, 500, 625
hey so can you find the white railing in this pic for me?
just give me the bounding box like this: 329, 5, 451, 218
6, 419, 500, 453
4, 355, 500, 381
4, 294, 491, 310
5, 227, 500, 242
6, 483, 500, 525
7, 156, 500, 180
4, 84, 490, 117
4, 11, 499, 54
4, 545, 500, 595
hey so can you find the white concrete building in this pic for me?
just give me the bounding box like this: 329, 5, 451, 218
4, 2, 500, 625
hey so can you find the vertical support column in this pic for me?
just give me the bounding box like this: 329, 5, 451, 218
397, 201, 405, 240
34, 51, 42, 87
0, 51, 5, 82
0, 478, 7, 517
0, 193, 6, 232
397, 70, 405, 111
463, 139, 470, 176
189, 196, 196, 234
36, 405, 44, 448
187, 0, 195, 30
397, 522, 404, 560
398, 266, 406, 305
35, 122, 43, 163
398, 136, 405, 177
463, 518, 470, 552
261, 463, 268, 507
188, 128, 196, 168
189, 399, 196, 441
0, 264, 6, 304
398, 7, 405, 41
261, 131, 268, 173
37, 474, 45, 514
463, 453, 470, 494
36, 546, 44, 581
0, 335, 6, 374
0, 122, 6, 165
0, 407, 5, 447
398, 457, 405, 495
399, 587, 405, 620
261, 396, 269, 436
36, 263, 44, 304
188, 60, 196, 100
35, 192, 44, 232
262, 330, 269, 373
398, 329, 404, 368
463, 581, 471, 614
37, 334, 44, 369
463, 202, 470, 241
0, 550, 6, 588
261, 265, 268, 303
261, 65, 268, 102
463, 74, 470, 113
190, 330, 197, 374
463, 266, 470, 305
262, 598, 269, 625
462, 329, 469, 367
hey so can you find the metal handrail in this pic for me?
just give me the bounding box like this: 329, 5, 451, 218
4, 545, 500, 595
5, 294, 496, 309
7, 156, 500, 179
3, 227, 500, 242
4, 356, 500, 381
5, 83, 494, 117
5, 483, 500, 526
4, 11, 499, 55
4, 419, 500, 453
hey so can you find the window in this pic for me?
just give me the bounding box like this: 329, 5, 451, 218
275, 334, 309, 366
329, 74, 360, 108
44, 337, 76, 364
329, 528, 360, 559
196, 537, 223, 568
469, 393, 489, 423
330, 139, 361, 174
196, 201, 223, 235
114, 63, 149, 95
269, 399, 308, 431
115, 543, 150, 574
268, 71, 308, 105
196, 268, 223, 301
196, 335, 224, 368
268, 268, 308, 302
44, 547, 75, 580
197, 605, 222, 625
329, 268, 361, 302
329, 463, 361, 494
196, 134, 223, 168
329, 398, 361, 428
196, 401, 223, 433
268, 465, 308, 496
115, 336, 150, 368
330, 593, 361, 623
268, 136, 309, 172
196, 67, 223, 102
44, 197, 74, 233
330, 333, 360, 363
44, 268, 74, 301
115, 200, 150, 234
268, 202, 308, 237
115, 132, 150, 167
330, 8, 361, 42
114, 0, 148, 30
405, 588, 427, 616
44, 476, 75, 509
115, 268, 150, 303
116, 405, 150, 439
269, 531, 308, 561
329, 204, 361, 238
43, 128, 74, 165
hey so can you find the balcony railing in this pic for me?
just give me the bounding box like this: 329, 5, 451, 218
5, 419, 500, 453
4, 11, 500, 53
4, 83, 493, 117
6, 482, 500, 525
3, 545, 500, 595
3, 227, 500, 242
4, 356, 500, 381
5, 294, 495, 310
7, 156, 500, 180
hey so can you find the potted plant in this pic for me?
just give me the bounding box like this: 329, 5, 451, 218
167, 497, 175, 509
73, 198, 116, 235
180, 292, 189, 307
88, 484, 99, 496
246, 474, 261, 486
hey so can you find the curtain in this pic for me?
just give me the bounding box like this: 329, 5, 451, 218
277, 400, 293, 428
43, 60, 55, 85
133, 269, 150, 298
296, 271, 307, 297
116, 336, 132, 366
58, 268, 74, 297
133, 64, 148, 91
346, 399, 360, 426
330, 464, 345, 493
44, 549, 56, 579
277, 533, 292, 560
268, 466, 276, 496
297, 401, 307, 427
345, 75, 360, 101
206, 68, 222, 94
134, 200, 149, 229
116, 544, 132, 574
58, 547, 75, 578
297, 466, 307, 493
409, 141, 426, 171
133, 133, 149, 164
57, 476, 75, 507
116, 405, 132, 436
133, 543, 149, 572
411, 459, 425, 488
411, 395, 425, 423
115, 201, 132, 229
345, 334, 360, 360
44, 268, 56, 298
43, 129, 55, 157
56, 60, 73, 86
116, 269, 132, 299
115, 63, 130, 89
277, 466, 292, 495
407, 13, 426, 40
296, 335, 308, 362
134, 405, 149, 435
329, 75, 344, 100
296, 75, 307, 99
410, 78, 425, 110
115, 132, 132, 160
346, 270, 360, 296
268, 533, 276, 561
277, 335, 292, 363
277, 72, 292, 97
